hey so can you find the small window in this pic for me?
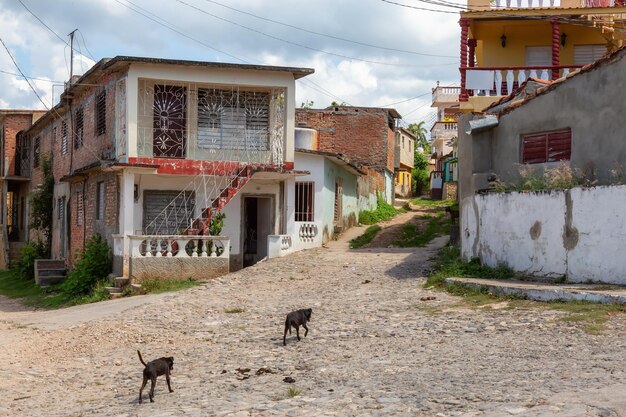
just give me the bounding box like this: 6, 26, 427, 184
77, 191, 83, 226
96, 181, 105, 220
33, 136, 40, 168
74, 108, 84, 149
295, 181, 314, 222
58, 197, 64, 220
522, 129, 572, 164
61, 121, 68, 155
574, 44, 606, 65
95, 90, 106, 136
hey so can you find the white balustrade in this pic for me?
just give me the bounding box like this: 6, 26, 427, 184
493, 0, 560, 7
129, 235, 230, 259
469, 67, 579, 98
281, 235, 292, 251
298, 223, 319, 242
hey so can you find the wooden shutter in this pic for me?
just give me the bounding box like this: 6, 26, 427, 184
143, 190, 195, 235
522, 129, 571, 164
525, 46, 551, 67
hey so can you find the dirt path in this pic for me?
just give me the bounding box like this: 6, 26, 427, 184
362, 202, 446, 249
0, 225, 624, 417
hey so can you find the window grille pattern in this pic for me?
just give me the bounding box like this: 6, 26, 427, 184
77, 191, 83, 226
96, 182, 105, 220
152, 84, 186, 158
95, 90, 106, 136
61, 121, 68, 155
74, 108, 84, 149
33, 136, 40, 168
295, 182, 314, 222
522, 129, 571, 164
115, 79, 127, 158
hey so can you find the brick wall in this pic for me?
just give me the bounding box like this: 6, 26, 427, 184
2, 114, 34, 176
296, 108, 395, 172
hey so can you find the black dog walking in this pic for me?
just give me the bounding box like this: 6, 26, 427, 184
138, 350, 174, 404
283, 308, 312, 346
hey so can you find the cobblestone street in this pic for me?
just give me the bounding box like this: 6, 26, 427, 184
0, 233, 625, 417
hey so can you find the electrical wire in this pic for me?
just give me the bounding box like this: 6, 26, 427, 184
0, 36, 51, 110
173, 0, 457, 68
77, 29, 97, 62
200, 0, 457, 58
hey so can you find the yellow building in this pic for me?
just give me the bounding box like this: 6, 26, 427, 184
394, 127, 415, 197
459, 0, 626, 112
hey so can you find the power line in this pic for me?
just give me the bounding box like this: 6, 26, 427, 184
77, 29, 96, 62
113, 0, 249, 63
200, 0, 456, 58
0, 68, 62, 83
376, 91, 431, 107
380, 0, 459, 14
174, 0, 457, 68
0, 36, 50, 109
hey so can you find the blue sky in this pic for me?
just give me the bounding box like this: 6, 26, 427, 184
0, 0, 461, 126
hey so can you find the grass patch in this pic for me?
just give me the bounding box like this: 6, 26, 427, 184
394, 212, 450, 247
349, 225, 382, 249
411, 197, 456, 209
359, 195, 404, 225
139, 277, 202, 294
549, 301, 626, 335
0, 269, 44, 299
425, 246, 513, 289
224, 307, 245, 314
287, 387, 301, 398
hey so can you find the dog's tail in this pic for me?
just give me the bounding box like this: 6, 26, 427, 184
137, 350, 147, 367
285, 318, 292, 334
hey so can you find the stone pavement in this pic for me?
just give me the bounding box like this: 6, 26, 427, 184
0, 234, 625, 417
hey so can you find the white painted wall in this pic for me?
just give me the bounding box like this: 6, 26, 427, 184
461, 185, 626, 284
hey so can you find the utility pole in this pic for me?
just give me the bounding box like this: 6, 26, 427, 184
68, 29, 77, 86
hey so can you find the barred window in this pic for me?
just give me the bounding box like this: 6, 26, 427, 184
295, 182, 314, 222
77, 191, 84, 225
57, 197, 64, 220
95, 90, 106, 136
61, 121, 68, 155
74, 107, 84, 148
96, 182, 105, 220
33, 136, 40, 168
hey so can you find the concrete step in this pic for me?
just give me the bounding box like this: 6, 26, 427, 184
130, 283, 144, 295
115, 277, 130, 288
104, 286, 122, 295
38, 268, 67, 277
36, 260, 65, 269
109, 292, 124, 300
38, 276, 66, 287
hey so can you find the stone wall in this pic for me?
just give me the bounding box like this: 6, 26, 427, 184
461, 185, 626, 284
130, 256, 229, 282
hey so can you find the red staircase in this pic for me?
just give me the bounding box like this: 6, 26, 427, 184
187, 165, 257, 234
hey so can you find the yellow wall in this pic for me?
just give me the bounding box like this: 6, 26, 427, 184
472, 19, 609, 67
395, 169, 412, 188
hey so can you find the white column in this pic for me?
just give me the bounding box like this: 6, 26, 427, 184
126, 69, 139, 159
119, 170, 135, 277
284, 79, 296, 165
284, 177, 296, 237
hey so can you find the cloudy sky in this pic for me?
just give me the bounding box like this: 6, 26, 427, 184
0, 0, 461, 126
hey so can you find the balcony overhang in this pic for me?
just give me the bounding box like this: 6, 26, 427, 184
462, 5, 626, 19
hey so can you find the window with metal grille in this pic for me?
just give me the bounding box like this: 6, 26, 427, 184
295, 182, 314, 222
96, 181, 105, 220
95, 90, 106, 136
77, 191, 83, 225
58, 197, 64, 220
197, 89, 269, 151
33, 136, 40, 168
522, 129, 572, 164
61, 121, 68, 155
74, 108, 84, 148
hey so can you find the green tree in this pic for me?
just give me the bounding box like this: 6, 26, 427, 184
408, 121, 430, 153
412, 151, 431, 196
29, 154, 54, 256
300, 100, 314, 109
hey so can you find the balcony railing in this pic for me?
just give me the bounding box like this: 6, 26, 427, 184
491, 0, 560, 7
460, 65, 583, 100
431, 122, 458, 140
432, 86, 461, 105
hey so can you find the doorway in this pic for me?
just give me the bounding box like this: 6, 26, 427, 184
243, 196, 273, 267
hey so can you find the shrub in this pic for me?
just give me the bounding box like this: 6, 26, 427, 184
359, 194, 400, 225
18, 240, 48, 280
29, 155, 54, 254
61, 234, 112, 297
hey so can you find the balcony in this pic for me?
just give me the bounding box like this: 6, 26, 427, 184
461, 65, 583, 101
432, 86, 460, 107
489, 0, 620, 7
431, 121, 458, 141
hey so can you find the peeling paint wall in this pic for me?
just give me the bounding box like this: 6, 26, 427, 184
461, 185, 626, 284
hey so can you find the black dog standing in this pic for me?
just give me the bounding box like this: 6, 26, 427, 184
283, 308, 312, 346
138, 350, 174, 404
